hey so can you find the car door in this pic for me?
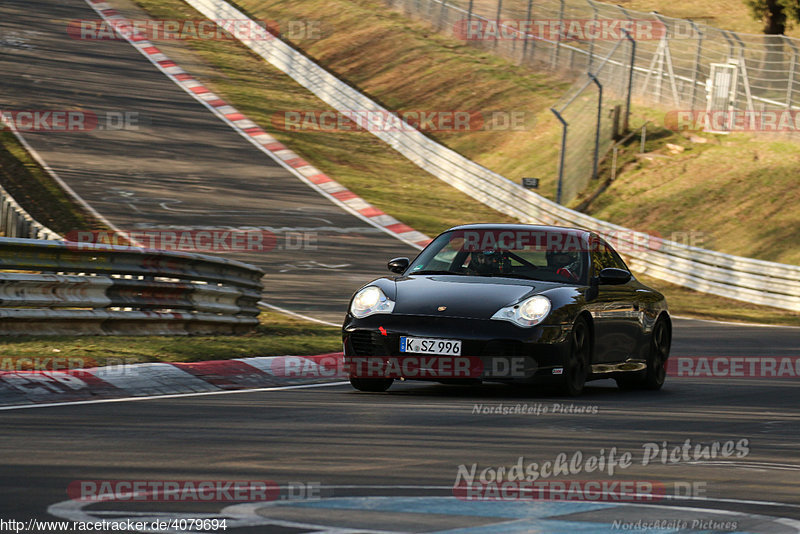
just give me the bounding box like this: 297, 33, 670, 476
588, 241, 640, 363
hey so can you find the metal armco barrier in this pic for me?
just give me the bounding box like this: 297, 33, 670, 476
0, 237, 264, 335
182, 0, 800, 312
0, 184, 60, 240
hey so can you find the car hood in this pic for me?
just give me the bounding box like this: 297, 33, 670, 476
392, 275, 546, 319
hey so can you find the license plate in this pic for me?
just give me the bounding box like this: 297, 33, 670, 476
400, 336, 461, 356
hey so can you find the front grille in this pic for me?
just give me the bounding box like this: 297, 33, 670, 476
350, 331, 376, 356
349, 330, 400, 356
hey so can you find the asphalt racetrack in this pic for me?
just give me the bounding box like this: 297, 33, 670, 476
1, 0, 799, 531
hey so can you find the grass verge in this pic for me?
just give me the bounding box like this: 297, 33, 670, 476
0, 130, 105, 236
0, 311, 342, 365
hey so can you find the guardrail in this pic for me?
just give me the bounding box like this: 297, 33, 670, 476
0, 237, 265, 335
178, 0, 800, 312
0, 183, 60, 240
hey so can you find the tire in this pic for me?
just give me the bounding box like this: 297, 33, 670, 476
615, 316, 670, 391
349, 377, 393, 392
563, 317, 591, 396
643, 317, 670, 390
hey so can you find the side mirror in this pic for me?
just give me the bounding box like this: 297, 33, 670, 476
598, 267, 632, 285
388, 257, 410, 274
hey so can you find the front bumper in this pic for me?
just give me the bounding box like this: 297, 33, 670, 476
342, 314, 572, 382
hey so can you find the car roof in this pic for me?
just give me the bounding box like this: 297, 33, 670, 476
445, 223, 592, 236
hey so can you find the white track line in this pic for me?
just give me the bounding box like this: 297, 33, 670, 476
0, 381, 349, 412
4, 125, 135, 243
672, 315, 800, 329
258, 301, 339, 327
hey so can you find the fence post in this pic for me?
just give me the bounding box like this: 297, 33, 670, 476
587, 0, 599, 71
550, 108, 568, 205
551, 0, 565, 69
689, 20, 703, 110
588, 73, 603, 181
494, 0, 503, 48
731, 32, 755, 114
784, 36, 798, 109
623, 29, 636, 132
437, 0, 448, 31
467, 0, 474, 28
652, 12, 680, 105
522, 0, 534, 61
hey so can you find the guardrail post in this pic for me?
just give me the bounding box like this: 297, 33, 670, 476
550, 108, 568, 205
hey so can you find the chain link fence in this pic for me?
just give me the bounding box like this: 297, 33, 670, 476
551, 36, 634, 204
386, 0, 800, 203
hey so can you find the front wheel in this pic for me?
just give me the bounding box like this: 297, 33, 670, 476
562, 317, 590, 396
349, 377, 393, 392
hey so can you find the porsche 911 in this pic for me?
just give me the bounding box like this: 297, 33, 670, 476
342, 224, 671, 395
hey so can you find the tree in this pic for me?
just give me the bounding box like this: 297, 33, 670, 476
746, 0, 800, 34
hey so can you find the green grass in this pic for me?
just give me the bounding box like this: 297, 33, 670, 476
0, 311, 341, 366
583, 108, 800, 266
0, 131, 105, 235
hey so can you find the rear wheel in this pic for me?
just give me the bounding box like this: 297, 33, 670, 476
563, 317, 590, 396
349, 377, 393, 392
644, 317, 670, 390
615, 317, 670, 391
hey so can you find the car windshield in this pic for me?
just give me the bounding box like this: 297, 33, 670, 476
407, 228, 588, 284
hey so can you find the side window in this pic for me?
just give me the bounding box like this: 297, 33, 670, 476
607, 247, 630, 272
591, 242, 624, 276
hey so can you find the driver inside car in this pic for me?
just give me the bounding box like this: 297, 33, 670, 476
467, 250, 510, 275
546, 250, 581, 281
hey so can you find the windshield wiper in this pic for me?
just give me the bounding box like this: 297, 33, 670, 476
479, 272, 538, 280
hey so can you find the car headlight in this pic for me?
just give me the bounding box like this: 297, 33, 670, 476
491, 295, 551, 327
350, 286, 395, 318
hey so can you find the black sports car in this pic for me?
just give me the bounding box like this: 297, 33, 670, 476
342, 224, 671, 395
